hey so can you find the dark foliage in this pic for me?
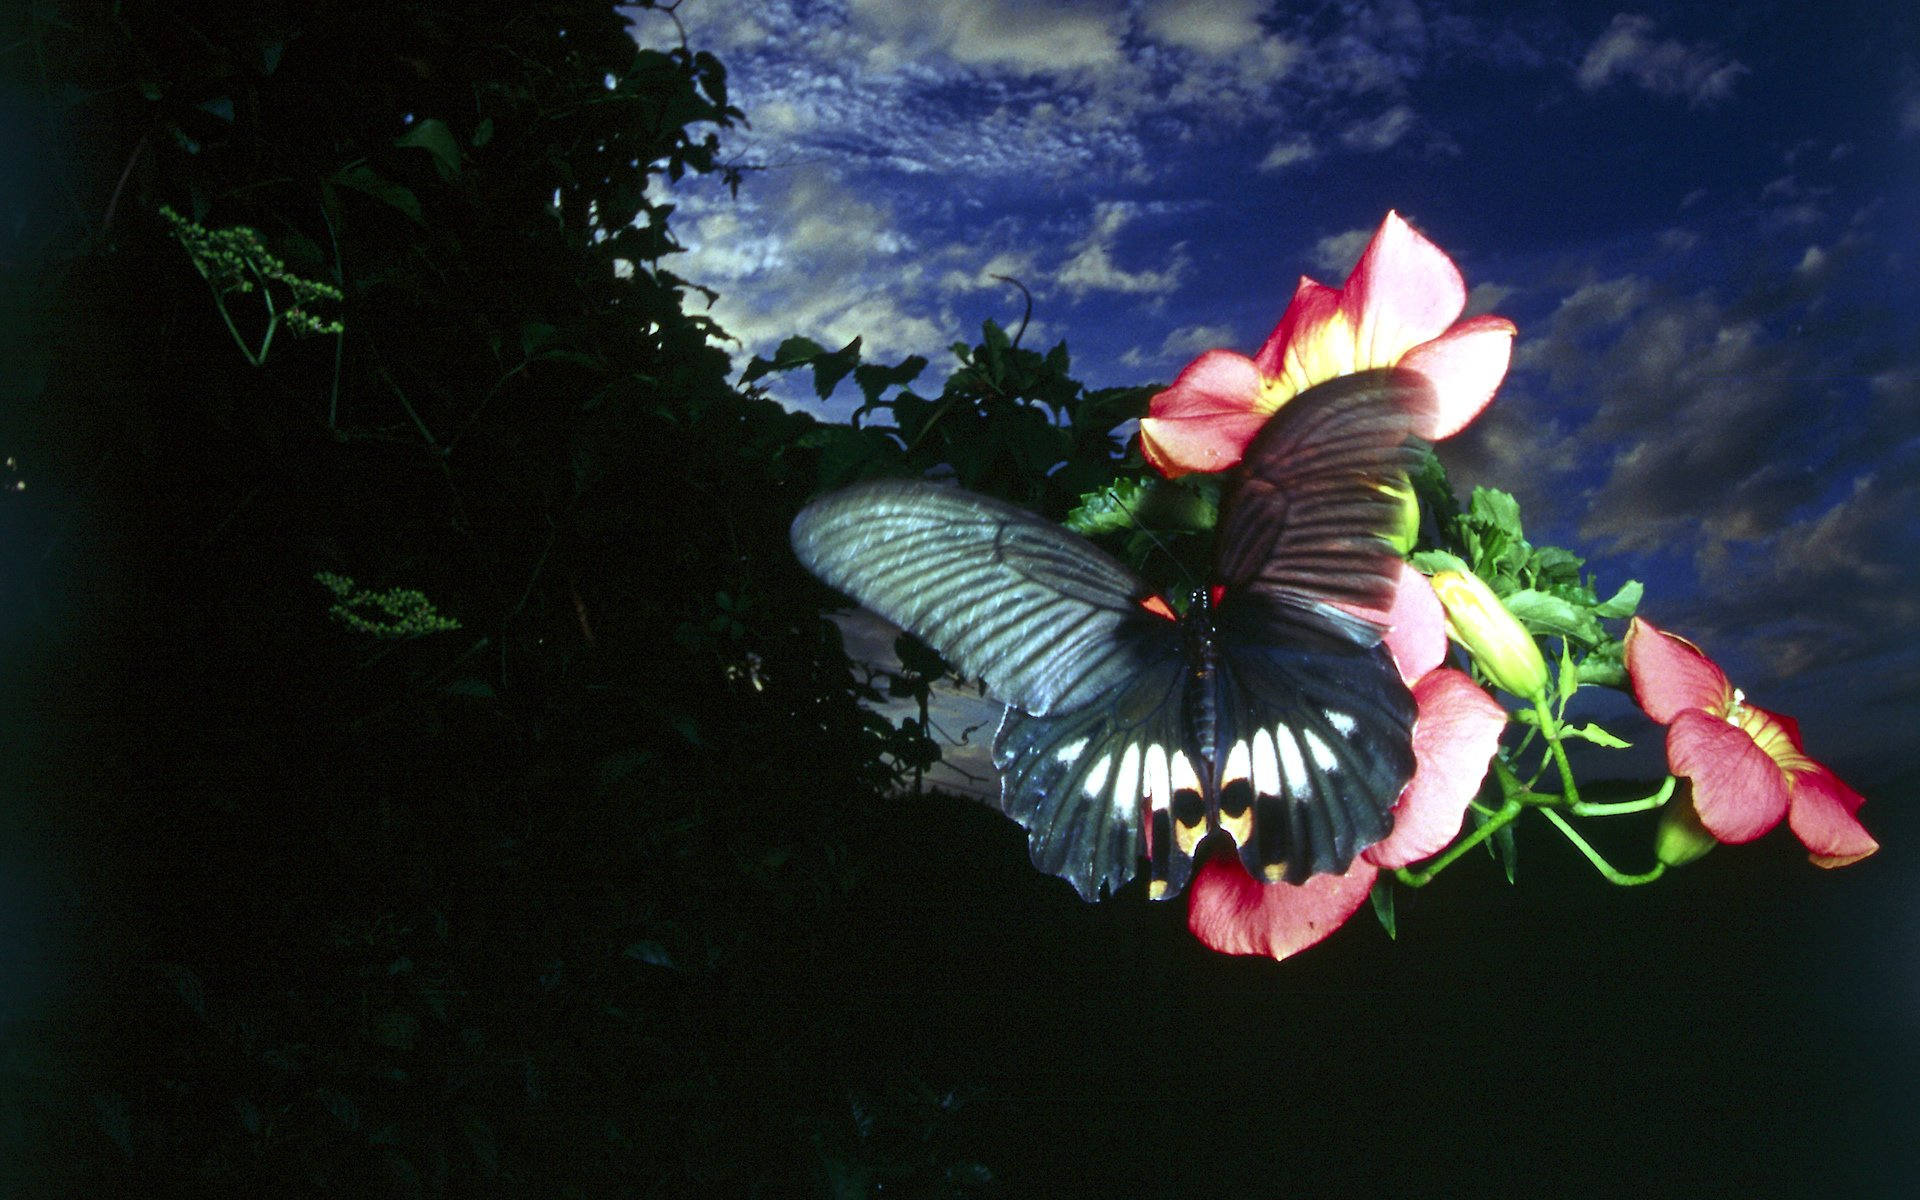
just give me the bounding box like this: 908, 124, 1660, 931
0, 1, 1074, 1192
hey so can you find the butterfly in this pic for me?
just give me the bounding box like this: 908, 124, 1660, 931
791, 368, 1435, 902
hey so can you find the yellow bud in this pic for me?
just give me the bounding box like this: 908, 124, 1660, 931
1428, 569, 1549, 698
1379, 480, 1420, 555
1654, 784, 1718, 867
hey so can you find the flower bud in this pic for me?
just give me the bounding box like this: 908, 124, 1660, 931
1379, 480, 1420, 555
1654, 784, 1718, 867
1428, 569, 1549, 698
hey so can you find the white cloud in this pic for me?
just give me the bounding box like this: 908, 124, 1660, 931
1339, 103, 1418, 151
1140, 0, 1267, 55
938, 249, 1041, 295
1053, 202, 1189, 297
1576, 14, 1748, 107
662, 167, 952, 388
1306, 226, 1373, 277
1256, 133, 1317, 172
850, 0, 1128, 74
1120, 322, 1240, 368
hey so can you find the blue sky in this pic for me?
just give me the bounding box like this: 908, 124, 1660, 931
638, 0, 1920, 778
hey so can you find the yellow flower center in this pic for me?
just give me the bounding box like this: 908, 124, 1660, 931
1725, 690, 1814, 778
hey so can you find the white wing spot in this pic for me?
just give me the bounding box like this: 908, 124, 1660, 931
1082, 753, 1113, 801
1170, 750, 1200, 794
1328, 711, 1358, 737
1222, 739, 1251, 785
1144, 743, 1171, 806
1113, 742, 1143, 810
1252, 729, 1281, 797
1304, 729, 1339, 772
1275, 726, 1308, 795
1054, 737, 1090, 764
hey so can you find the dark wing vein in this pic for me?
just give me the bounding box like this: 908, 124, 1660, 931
790, 480, 1148, 717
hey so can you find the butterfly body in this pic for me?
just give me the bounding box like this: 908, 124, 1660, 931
792, 369, 1433, 902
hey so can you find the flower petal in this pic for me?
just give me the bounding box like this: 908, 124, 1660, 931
1395, 315, 1516, 440
1186, 855, 1377, 961
1625, 618, 1733, 723
1252, 277, 1342, 379
1344, 210, 1468, 368
1667, 708, 1788, 843
1139, 350, 1270, 476
1378, 563, 1447, 683
1787, 765, 1878, 867
1367, 668, 1506, 868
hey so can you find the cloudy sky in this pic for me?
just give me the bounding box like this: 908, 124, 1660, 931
638, 0, 1920, 778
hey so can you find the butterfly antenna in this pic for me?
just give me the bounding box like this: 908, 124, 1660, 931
1106, 483, 1202, 596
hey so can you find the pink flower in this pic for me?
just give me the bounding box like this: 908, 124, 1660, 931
1186, 566, 1508, 960
1624, 617, 1878, 868
1139, 211, 1516, 477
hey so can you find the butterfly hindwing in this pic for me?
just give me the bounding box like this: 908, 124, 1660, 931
790, 481, 1150, 718
1210, 634, 1418, 884
992, 639, 1186, 901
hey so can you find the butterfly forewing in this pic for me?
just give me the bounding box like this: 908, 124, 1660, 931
1217, 368, 1435, 652
790, 482, 1149, 717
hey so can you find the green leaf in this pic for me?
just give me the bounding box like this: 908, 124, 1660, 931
1065, 476, 1151, 535
1593, 578, 1644, 619
1409, 549, 1471, 576
1368, 876, 1397, 939
462, 1117, 499, 1180
811, 337, 862, 401
327, 164, 425, 224
1557, 638, 1579, 706
742, 335, 832, 386
1492, 820, 1518, 883
471, 116, 494, 147
520, 321, 558, 356
394, 118, 463, 180
624, 940, 675, 968
1577, 641, 1628, 689
853, 355, 927, 406
1468, 487, 1523, 538
371, 1009, 420, 1051
1501, 588, 1601, 643
1529, 545, 1585, 588
1561, 722, 1632, 749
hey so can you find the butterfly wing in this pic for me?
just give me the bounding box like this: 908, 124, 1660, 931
991, 656, 1188, 900
791, 481, 1155, 718
792, 480, 1182, 898
1215, 367, 1436, 652
1202, 368, 1433, 882
1210, 639, 1417, 884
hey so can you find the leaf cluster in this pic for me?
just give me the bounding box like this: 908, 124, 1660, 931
1412, 463, 1641, 690
748, 319, 1154, 522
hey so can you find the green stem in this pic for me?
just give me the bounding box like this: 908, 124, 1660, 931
1534, 693, 1581, 808
375, 361, 441, 450
1541, 809, 1665, 885
1567, 776, 1676, 818
1395, 797, 1524, 888
254, 264, 281, 365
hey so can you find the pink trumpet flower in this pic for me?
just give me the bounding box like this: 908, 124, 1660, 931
1141, 211, 1515, 476
1625, 618, 1877, 868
